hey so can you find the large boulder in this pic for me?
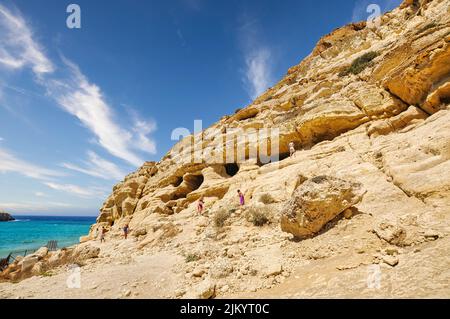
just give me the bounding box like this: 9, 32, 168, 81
21, 255, 39, 272
280, 176, 365, 238
186, 279, 216, 299
71, 243, 100, 261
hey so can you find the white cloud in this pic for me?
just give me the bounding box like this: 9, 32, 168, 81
0, 137, 3, 142
0, 201, 73, 212
34, 192, 47, 197
244, 48, 272, 100
238, 15, 274, 100
61, 151, 127, 181
0, 5, 157, 168
44, 182, 107, 198
44, 57, 157, 167
0, 4, 54, 75
132, 118, 157, 154
0, 147, 63, 180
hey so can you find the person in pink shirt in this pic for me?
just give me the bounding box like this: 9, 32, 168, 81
237, 190, 245, 206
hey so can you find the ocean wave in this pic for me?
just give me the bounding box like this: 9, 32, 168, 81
11, 219, 31, 222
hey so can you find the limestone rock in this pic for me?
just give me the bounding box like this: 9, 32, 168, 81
188, 279, 216, 299
265, 263, 283, 277
72, 244, 100, 261
210, 259, 234, 279
280, 176, 365, 238
33, 247, 49, 260
373, 221, 407, 246
21, 256, 39, 273
382, 255, 399, 267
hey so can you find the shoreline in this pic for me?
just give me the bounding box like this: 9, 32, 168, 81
0, 215, 95, 259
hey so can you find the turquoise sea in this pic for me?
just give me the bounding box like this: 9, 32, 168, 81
0, 215, 96, 259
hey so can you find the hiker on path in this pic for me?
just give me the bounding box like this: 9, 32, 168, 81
197, 196, 205, 215
100, 226, 106, 243
289, 141, 296, 158
123, 224, 130, 239
238, 190, 245, 206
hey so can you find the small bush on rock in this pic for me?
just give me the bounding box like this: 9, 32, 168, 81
339, 51, 378, 76
213, 208, 230, 228
246, 206, 271, 226
259, 193, 275, 204
185, 253, 201, 263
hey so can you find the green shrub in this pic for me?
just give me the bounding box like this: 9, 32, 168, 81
246, 206, 271, 227
339, 51, 378, 77
213, 208, 230, 228
41, 270, 54, 277
185, 253, 200, 263
259, 193, 275, 204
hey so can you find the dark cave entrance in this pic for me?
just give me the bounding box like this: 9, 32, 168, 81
225, 163, 240, 176
186, 174, 204, 191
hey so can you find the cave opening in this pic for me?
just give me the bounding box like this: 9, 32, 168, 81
441, 96, 450, 105
186, 174, 204, 191
225, 163, 240, 176
172, 176, 183, 187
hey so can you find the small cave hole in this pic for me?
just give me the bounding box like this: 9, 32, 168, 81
185, 174, 204, 191
225, 163, 240, 176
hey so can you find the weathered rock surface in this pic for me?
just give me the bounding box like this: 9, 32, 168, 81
280, 176, 365, 238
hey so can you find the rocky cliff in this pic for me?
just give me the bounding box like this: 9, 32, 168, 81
2, 0, 450, 298
91, 0, 450, 237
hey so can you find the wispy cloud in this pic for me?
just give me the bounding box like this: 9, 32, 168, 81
0, 4, 54, 75
238, 14, 274, 100
0, 4, 157, 168
176, 29, 187, 47
44, 182, 108, 198
244, 48, 272, 100
132, 116, 157, 155
44, 57, 154, 167
0, 137, 3, 142
61, 150, 127, 181
0, 146, 63, 180
0, 201, 73, 212
34, 192, 47, 197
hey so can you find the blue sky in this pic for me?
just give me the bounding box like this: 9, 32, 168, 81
0, 0, 401, 216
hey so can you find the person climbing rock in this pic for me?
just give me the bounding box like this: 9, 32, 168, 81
289, 141, 296, 158
100, 226, 106, 243
123, 224, 130, 239
197, 196, 205, 215
238, 189, 245, 206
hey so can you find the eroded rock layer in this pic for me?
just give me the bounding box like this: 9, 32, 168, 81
93, 0, 450, 235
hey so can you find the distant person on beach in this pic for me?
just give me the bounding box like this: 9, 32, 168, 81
289, 141, 296, 158
237, 190, 245, 206
100, 227, 106, 243
123, 224, 129, 239
197, 196, 205, 215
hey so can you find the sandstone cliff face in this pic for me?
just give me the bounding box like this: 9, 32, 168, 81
2, 0, 450, 298
94, 0, 450, 236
